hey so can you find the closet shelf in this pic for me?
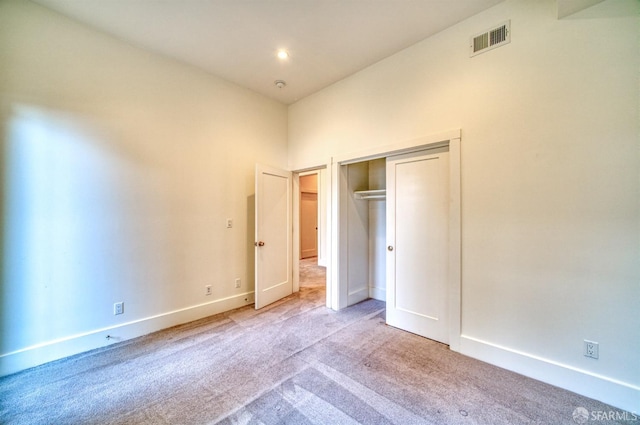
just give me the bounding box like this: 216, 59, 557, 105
354, 189, 386, 200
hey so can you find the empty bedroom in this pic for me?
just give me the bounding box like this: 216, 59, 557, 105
1, 0, 638, 423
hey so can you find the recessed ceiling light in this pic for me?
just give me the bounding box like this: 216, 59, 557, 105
277, 50, 289, 60
275, 80, 286, 89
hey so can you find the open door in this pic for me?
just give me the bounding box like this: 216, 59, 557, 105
255, 164, 292, 309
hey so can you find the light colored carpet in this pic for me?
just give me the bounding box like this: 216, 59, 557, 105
0, 258, 632, 424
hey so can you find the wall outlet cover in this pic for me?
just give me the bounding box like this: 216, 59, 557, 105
584, 340, 599, 359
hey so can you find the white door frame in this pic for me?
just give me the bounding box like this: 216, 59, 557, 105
329, 129, 462, 351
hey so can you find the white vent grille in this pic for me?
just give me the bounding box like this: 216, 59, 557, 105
470, 20, 510, 57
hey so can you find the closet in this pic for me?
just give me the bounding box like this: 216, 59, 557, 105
339, 145, 452, 345
340, 158, 387, 306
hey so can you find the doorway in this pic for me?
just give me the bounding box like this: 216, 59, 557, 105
254, 165, 327, 310
299, 170, 325, 295
293, 169, 327, 301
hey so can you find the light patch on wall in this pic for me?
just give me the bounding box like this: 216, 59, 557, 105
1, 105, 162, 353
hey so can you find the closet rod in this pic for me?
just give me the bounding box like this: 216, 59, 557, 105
354, 189, 386, 200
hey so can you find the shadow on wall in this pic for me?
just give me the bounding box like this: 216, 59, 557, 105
246, 194, 255, 292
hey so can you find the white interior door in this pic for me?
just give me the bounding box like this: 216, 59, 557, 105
386, 148, 450, 344
255, 164, 292, 309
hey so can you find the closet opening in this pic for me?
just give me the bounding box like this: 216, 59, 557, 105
339, 158, 387, 306
331, 131, 462, 349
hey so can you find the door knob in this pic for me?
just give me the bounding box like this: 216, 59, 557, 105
255, 241, 265, 247
388, 246, 394, 251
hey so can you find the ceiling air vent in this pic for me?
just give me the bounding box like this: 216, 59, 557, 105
470, 20, 510, 57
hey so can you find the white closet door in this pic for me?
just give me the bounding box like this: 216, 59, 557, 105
386, 148, 450, 344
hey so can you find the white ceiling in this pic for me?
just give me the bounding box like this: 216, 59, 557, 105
31, 0, 505, 104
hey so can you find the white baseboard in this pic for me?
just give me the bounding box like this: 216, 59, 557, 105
369, 285, 386, 302
0, 292, 255, 377
460, 335, 640, 414
347, 287, 369, 305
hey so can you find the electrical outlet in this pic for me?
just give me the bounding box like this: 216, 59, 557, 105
584, 340, 599, 359
235, 278, 241, 288
114, 302, 124, 315
226, 218, 233, 228
205, 285, 212, 296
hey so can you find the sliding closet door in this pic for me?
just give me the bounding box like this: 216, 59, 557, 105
386, 148, 450, 344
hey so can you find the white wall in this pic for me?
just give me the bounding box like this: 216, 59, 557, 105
289, 0, 639, 411
0, 0, 287, 374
